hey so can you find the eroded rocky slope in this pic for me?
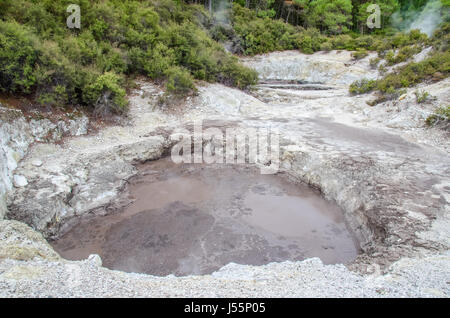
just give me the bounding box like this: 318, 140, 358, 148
0, 108, 89, 220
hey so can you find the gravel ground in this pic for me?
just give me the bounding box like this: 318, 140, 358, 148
0, 219, 448, 297
0, 251, 449, 298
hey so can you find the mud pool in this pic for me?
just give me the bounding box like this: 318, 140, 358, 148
51, 158, 359, 276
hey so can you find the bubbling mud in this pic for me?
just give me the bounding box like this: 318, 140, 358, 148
51, 158, 359, 276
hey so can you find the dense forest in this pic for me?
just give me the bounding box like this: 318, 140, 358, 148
0, 0, 448, 115
192, 0, 448, 34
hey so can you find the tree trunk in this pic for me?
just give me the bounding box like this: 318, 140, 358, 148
286, 9, 291, 23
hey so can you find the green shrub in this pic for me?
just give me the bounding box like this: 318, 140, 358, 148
376, 51, 450, 93
354, 35, 374, 49
415, 90, 431, 104
232, 4, 301, 55
430, 22, 450, 52
426, 106, 450, 127
349, 79, 376, 95
386, 45, 423, 66
231, 3, 433, 62
385, 50, 396, 65
210, 24, 235, 42
85, 72, 127, 115
0, 0, 258, 114
302, 28, 325, 52
165, 67, 197, 96
331, 34, 355, 50
368, 88, 406, 106
369, 57, 381, 69
352, 49, 368, 60
216, 56, 258, 89
300, 35, 314, 54
320, 41, 333, 51
0, 21, 38, 94
350, 41, 449, 105
378, 63, 387, 74
1, 0, 446, 115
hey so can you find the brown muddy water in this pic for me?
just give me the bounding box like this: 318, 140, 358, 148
51, 158, 359, 276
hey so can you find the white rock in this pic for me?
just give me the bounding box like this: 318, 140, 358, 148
31, 159, 43, 167
13, 175, 28, 187
88, 254, 103, 267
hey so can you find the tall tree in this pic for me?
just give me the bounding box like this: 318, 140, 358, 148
353, 0, 400, 33
306, 0, 353, 34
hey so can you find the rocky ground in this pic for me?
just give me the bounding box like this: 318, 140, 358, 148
0, 107, 89, 221
0, 50, 449, 297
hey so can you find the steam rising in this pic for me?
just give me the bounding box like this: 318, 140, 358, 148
392, 0, 444, 37
212, 0, 231, 26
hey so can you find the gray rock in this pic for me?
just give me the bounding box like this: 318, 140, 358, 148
241, 50, 379, 86
0, 106, 89, 222
0, 220, 60, 261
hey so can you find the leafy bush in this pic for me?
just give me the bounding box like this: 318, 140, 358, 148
299, 35, 313, 54
376, 51, 450, 93
352, 49, 369, 60
350, 44, 450, 100
354, 35, 375, 50
231, 3, 434, 60
305, 0, 353, 35
301, 28, 325, 52
231, 4, 301, 55
378, 63, 388, 74
366, 88, 406, 106
320, 41, 333, 51
0, 0, 258, 114
0, 21, 38, 94
349, 79, 377, 95
84, 72, 127, 116
426, 106, 450, 127
370, 57, 381, 69
385, 50, 396, 65
415, 90, 431, 103
1, 0, 447, 116
330, 34, 355, 50
386, 45, 423, 66
165, 67, 197, 96
210, 24, 235, 43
